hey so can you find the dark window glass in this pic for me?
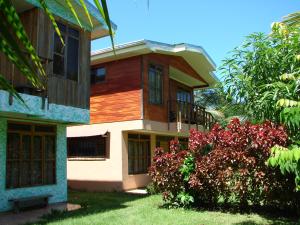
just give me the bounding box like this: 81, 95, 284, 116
148, 65, 163, 105
128, 134, 151, 175
67, 37, 79, 81
91, 67, 106, 84
53, 54, 64, 76
53, 22, 79, 81
6, 122, 56, 189
69, 27, 79, 38
57, 22, 66, 33
8, 123, 31, 132
67, 135, 109, 158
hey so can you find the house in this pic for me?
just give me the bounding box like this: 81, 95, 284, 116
0, 0, 114, 212
67, 40, 217, 191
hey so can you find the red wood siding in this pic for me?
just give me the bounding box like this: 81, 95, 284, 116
143, 53, 200, 123
90, 56, 142, 124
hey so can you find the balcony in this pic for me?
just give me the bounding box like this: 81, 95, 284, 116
168, 100, 216, 131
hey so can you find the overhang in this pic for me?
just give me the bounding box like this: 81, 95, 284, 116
12, 0, 117, 40
91, 40, 218, 87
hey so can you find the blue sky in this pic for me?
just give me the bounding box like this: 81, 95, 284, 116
92, 0, 299, 76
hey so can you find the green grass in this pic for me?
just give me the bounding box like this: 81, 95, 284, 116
31, 191, 299, 225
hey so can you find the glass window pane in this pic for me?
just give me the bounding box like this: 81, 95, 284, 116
45, 162, 55, 185
32, 161, 42, 185
6, 162, 19, 188
54, 33, 65, 54
7, 133, 20, 159
68, 27, 79, 38
22, 135, 31, 159
33, 136, 42, 159
20, 161, 30, 187
94, 67, 106, 83
57, 22, 66, 33
53, 54, 64, 76
45, 136, 55, 160
67, 37, 79, 81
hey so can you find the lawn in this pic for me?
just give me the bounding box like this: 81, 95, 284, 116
31, 191, 299, 225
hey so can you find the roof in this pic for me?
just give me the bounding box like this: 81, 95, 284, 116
13, 0, 117, 40
91, 40, 218, 87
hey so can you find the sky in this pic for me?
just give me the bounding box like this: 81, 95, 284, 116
91, 0, 299, 77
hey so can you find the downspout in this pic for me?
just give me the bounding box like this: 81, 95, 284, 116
140, 55, 144, 120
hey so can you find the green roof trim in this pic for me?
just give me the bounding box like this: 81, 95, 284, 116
25, 0, 115, 32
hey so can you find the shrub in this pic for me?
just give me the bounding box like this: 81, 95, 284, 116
149, 119, 298, 211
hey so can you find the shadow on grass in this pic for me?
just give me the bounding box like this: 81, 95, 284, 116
232, 220, 298, 225
27, 190, 148, 225
158, 201, 299, 225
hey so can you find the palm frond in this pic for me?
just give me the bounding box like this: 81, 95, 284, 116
283, 11, 300, 27
94, 0, 115, 51
38, 0, 65, 46
79, 0, 94, 28
66, 0, 83, 28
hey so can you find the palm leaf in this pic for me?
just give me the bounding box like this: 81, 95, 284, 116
94, 0, 115, 51
283, 11, 300, 27
1, 0, 46, 81
79, 0, 94, 28
66, 0, 83, 28
38, 0, 65, 46
0, 16, 43, 88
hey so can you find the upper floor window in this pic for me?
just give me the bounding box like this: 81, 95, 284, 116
148, 64, 163, 105
53, 22, 79, 81
91, 67, 106, 84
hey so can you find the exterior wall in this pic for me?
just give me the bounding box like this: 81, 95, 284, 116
67, 121, 144, 191
0, 90, 89, 124
142, 54, 170, 123
142, 53, 202, 123
67, 120, 192, 191
90, 56, 142, 124
0, 118, 67, 212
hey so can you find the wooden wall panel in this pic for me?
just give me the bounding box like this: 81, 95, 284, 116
90, 56, 142, 124
143, 53, 199, 123
142, 54, 170, 123
0, 8, 91, 109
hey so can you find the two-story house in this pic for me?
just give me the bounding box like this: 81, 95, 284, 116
0, 0, 114, 212
67, 40, 217, 191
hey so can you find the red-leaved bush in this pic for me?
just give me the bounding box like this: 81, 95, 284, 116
149, 119, 298, 210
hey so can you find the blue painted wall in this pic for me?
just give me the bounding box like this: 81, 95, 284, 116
0, 90, 89, 124
0, 118, 67, 212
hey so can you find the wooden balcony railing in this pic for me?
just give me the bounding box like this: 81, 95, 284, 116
168, 100, 216, 130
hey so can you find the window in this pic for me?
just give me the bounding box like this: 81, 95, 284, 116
177, 89, 192, 103
6, 122, 56, 189
53, 22, 79, 81
156, 136, 189, 151
91, 67, 106, 84
156, 135, 174, 151
67, 134, 109, 158
128, 134, 151, 175
148, 65, 163, 105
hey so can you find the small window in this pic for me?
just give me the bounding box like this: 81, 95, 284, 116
148, 64, 163, 105
67, 134, 109, 158
53, 21, 79, 81
91, 67, 106, 84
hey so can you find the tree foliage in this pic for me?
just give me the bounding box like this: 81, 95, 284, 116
220, 22, 300, 140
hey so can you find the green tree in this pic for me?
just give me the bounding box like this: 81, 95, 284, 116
220, 22, 300, 140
